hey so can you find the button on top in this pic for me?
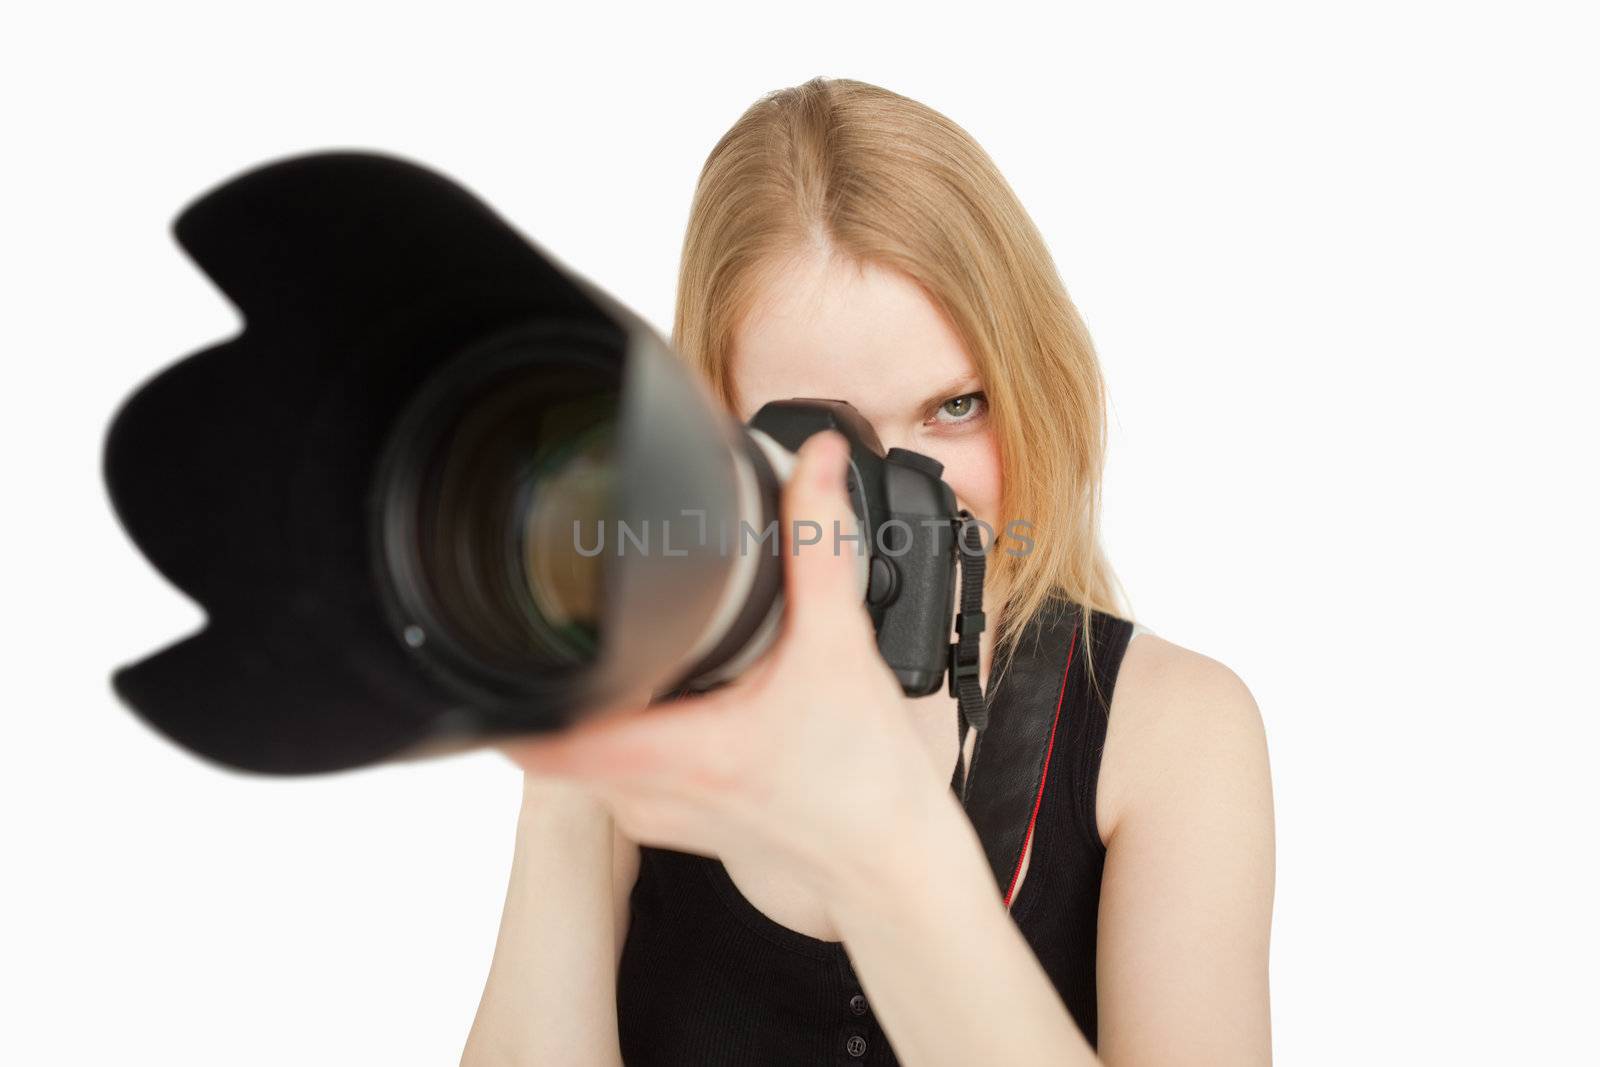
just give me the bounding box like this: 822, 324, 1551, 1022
885, 446, 945, 479
845, 1033, 868, 1058
848, 993, 869, 1016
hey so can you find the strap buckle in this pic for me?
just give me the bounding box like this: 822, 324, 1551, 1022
948, 639, 981, 698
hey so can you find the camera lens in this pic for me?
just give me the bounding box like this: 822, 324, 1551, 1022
106, 151, 808, 771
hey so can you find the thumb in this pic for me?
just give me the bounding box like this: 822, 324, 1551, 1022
781, 430, 869, 633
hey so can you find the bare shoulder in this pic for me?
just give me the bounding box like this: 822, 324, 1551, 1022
1091, 633, 1276, 1061
1095, 632, 1272, 848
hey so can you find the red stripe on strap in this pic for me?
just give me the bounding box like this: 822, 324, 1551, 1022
1002, 625, 1079, 908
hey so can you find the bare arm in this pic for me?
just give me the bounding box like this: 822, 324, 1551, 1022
460, 773, 641, 1067
1094, 635, 1276, 1065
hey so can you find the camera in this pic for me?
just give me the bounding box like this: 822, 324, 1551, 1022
103, 152, 986, 775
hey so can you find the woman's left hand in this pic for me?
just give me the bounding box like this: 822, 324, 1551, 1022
504, 429, 960, 907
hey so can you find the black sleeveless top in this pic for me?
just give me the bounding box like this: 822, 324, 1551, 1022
616, 599, 1136, 1065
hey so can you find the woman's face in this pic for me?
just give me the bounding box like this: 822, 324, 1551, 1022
728, 250, 1003, 536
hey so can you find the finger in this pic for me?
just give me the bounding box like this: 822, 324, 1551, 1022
589, 782, 722, 854
781, 430, 869, 635
502, 688, 737, 793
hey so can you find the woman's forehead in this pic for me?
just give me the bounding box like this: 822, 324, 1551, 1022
729, 251, 978, 420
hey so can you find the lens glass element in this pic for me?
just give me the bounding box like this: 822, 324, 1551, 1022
517, 418, 614, 661
407, 358, 618, 674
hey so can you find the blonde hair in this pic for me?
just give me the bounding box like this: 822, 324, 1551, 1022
673, 76, 1126, 671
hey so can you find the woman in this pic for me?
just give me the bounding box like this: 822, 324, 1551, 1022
462, 77, 1274, 1066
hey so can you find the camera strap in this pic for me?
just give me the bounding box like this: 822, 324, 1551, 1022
948, 512, 988, 802
946, 599, 1119, 908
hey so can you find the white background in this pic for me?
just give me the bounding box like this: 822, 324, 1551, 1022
3, 2, 1596, 1063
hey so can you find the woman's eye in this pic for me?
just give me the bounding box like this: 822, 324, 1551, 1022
932, 392, 987, 425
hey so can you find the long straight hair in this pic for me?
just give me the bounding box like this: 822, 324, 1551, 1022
672, 76, 1127, 673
